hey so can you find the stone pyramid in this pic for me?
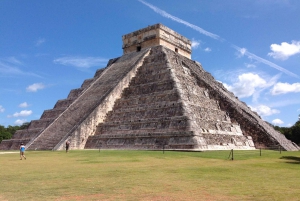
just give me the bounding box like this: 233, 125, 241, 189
1, 24, 298, 151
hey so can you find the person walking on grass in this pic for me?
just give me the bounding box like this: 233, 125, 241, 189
20, 143, 26, 160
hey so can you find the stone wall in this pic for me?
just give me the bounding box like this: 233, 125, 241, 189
85, 46, 194, 150
85, 46, 256, 151
162, 47, 298, 151
0, 58, 106, 150
122, 24, 191, 59
164, 47, 255, 150
25, 48, 150, 150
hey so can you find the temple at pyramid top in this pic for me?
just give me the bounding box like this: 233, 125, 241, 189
122, 23, 192, 59
1, 23, 299, 152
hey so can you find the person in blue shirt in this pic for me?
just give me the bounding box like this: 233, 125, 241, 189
20, 143, 26, 160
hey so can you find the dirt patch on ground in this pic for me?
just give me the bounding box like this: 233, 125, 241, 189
0, 152, 17, 154
56, 190, 247, 201
56, 194, 105, 201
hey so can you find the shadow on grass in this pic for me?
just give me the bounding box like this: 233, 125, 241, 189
280, 156, 300, 164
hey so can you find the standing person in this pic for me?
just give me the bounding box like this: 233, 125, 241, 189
66, 140, 70, 153
20, 143, 26, 160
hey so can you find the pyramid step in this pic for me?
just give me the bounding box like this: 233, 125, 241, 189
105, 102, 184, 122
54, 98, 76, 109
12, 128, 43, 139
94, 130, 194, 139
27, 48, 151, 150
81, 78, 94, 89
134, 62, 170, 74
0, 140, 13, 150
85, 130, 196, 150
0, 139, 31, 150
122, 80, 175, 97
94, 68, 105, 78
67, 88, 84, 99
29, 133, 67, 150
130, 68, 172, 85
96, 116, 190, 135
114, 89, 180, 108
85, 131, 196, 149
40, 108, 67, 119
107, 100, 182, 112
185, 99, 221, 111
29, 118, 54, 129
201, 133, 254, 147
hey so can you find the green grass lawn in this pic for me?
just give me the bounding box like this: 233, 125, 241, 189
0, 149, 299, 201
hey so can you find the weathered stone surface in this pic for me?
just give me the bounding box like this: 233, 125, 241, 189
40, 108, 66, 119
54, 99, 76, 109
123, 23, 191, 59
24, 48, 150, 150
67, 88, 85, 99
1, 24, 298, 151
84, 46, 256, 150
0, 128, 43, 150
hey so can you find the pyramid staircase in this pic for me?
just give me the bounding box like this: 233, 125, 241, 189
0, 67, 105, 150
23, 49, 150, 150
85, 46, 256, 150
1, 46, 298, 151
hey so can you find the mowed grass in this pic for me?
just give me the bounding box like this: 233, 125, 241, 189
0, 150, 300, 201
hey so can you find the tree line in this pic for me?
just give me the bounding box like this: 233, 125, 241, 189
274, 120, 300, 145
0, 121, 299, 145
0, 123, 30, 143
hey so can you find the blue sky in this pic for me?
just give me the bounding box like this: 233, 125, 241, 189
1, 0, 300, 127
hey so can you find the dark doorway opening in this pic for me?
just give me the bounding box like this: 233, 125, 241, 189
137, 46, 141, 52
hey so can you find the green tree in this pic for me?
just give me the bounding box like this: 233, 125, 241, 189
289, 121, 300, 144
0, 125, 12, 142
0, 122, 30, 143
19, 122, 30, 130
274, 120, 300, 145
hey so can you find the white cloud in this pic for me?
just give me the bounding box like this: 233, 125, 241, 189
190, 39, 211, 52
223, 73, 267, 98
0, 59, 42, 77
35, 38, 46, 46
0, 105, 5, 113
0, 61, 24, 74
138, 0, 297, 78
272, 119, 284, 125
237, 47, 247, 57
268, 41, 300, 60
138, 0, 221, 40
8, 110, 32, 118
54, 56, 108, 68
26, 83, 45, 92
232, 45, 298, 78
250, 105, 280, 116
271, 82, 300, 95
14, 119, 27, 126
204, 47, 211, 52
245, 63, 256, 68
19, 102, 29, 108
191, 39, 200, 49
268, 99, 300, 108
6, 57, 23, 65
